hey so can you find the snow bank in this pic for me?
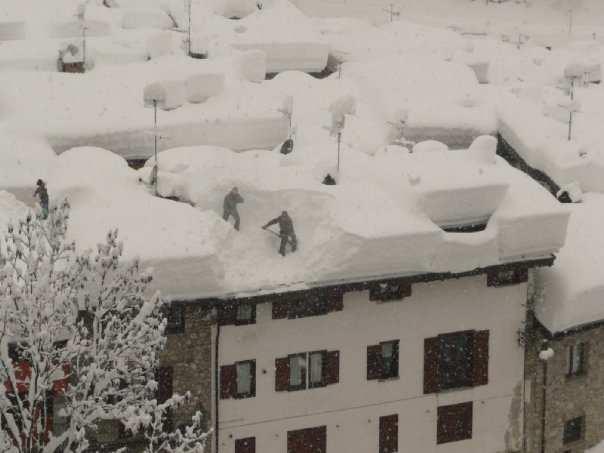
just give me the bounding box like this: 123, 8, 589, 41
0, 57, 289, 158
536, 193, 604, 333
344, 55, 497, 148
185, 73, 225, 103
0, 191, 30, 228
235, 49, 266, 82
203, 0, 328, 73
49, 146, 227, 299
0, 130, 58, 206
121, 9, 174, 30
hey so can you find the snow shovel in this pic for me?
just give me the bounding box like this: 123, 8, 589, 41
262, 227, 298, 251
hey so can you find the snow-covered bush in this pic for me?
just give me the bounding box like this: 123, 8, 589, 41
185, 73, 225, 103
0, 203, 208, 453
144, 81, 186, 110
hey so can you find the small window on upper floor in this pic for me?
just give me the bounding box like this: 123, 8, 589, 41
218, 302, 256, 326
220, 360, 256, 399
164, 304, 185, 335
272, 289, 343, 320
564, 416, 585, 444
568, 342, 587, 377
487, 267, 528, 287
367, 340, 399, 380
369, 281, 411, 302
275, 350, 340, 392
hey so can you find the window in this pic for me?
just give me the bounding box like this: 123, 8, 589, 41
220, 360, 256, 399
487, 267, 528, 287
367, 340, 399, 380
156, 367, 173, 404
287, 426, 326, 453
235, 437, 256, 453
424, 330, 489, 394
272, 289, 343, 320
275, 351, 339, 392
369, 281, 411, 302
568, 343, 586, 377
236, 303, 255, 324
164, 304, 185, 334
564, 416, 584, 444
437, 402, 473, 444
379, 414, 398, 453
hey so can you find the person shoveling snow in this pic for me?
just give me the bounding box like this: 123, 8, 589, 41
223, 187, 244, 231
262, 210, 297, 257
33, 179, 49, 219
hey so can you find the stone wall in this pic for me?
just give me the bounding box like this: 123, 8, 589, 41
160, 303, 214, 432
91, 303, 215, 452
525, 314, 604, 453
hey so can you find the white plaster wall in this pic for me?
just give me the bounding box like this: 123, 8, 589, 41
217, 274, 526, 453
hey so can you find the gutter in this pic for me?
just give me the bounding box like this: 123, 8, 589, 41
214, 321, 221, 453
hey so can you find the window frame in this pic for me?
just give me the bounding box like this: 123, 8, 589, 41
380, 340, 399, 380
235, 303, 256, 326
563, 416, 585, 445
235, 360, 256, 399
287, 353, 308, 392
308, 350, 327, 389
379, 414, 398, 453
567, 343, 586, 377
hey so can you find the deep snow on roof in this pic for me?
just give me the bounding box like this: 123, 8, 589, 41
536, 193, 604, 333
132, 135, 568, 299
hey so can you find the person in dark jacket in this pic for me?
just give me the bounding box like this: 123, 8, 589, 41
262, 210, 297, 256
223, 187, 244, 231
33, 179, 49, 219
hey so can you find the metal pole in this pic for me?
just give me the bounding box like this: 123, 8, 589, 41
568, 79, 574, 141
187, 0, 192, 56
153, 100, 158, 195
568, 8, 573, 37
540, 358, 547, 453
82, 25, 86, 69
337, 132, 341, 172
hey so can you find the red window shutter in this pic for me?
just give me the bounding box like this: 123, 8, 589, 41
324, 351, 340, 385
379, 414, 398, 453
220, 365, 236, 399
472, 330, 489, 386
218, 303, 237, 326
275, 357, 290, 391
156, 367, 173, 404
423, 337, 440, 394
367, 344, 383, 380
437, 402, 473, 444
272, 301, 289, 319
235, 437, 256, 453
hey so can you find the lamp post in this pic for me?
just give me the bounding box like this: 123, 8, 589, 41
538, 340, 554, 453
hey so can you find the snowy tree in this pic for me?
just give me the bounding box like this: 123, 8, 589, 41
0, 202, 208, 453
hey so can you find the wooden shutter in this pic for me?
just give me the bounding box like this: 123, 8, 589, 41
288, 426, 326, 453
275, 357, 290, 391
424, 337, 440, 394
220, 364, 236, 399
324, 351, 340, 385
437, 402, 473, 444
272, 301, 289, 319
235, 437, 256, 453
379, 414, 398, 453
156, 367, 173, 404
472, 330, 489, 386
367, 344, 383, 380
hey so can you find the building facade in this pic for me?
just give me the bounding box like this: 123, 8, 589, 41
524, 315, 604, 453
188, 260, 548, 453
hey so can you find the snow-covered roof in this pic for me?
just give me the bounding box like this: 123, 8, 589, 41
121, 135, 568, 300
536, 193, 604, 334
